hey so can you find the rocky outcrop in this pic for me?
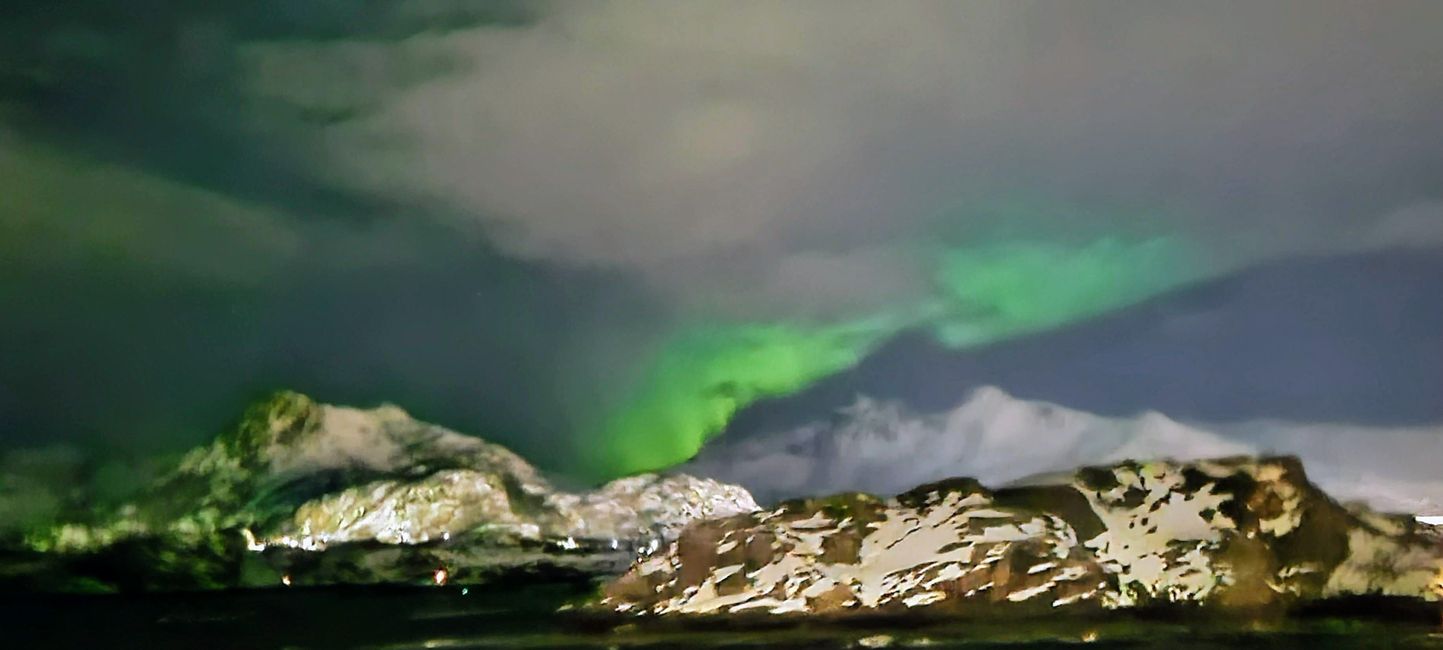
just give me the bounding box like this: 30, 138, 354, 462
16, 392, 757, 590
597, 457, 1443, 620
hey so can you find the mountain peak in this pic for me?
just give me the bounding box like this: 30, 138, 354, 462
216, 390, 319, 466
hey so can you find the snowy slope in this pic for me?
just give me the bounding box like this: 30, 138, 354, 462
684, 386, 1443, 515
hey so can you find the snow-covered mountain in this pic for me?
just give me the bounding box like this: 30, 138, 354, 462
684, 386, 1443, 515
11, 392, 758, 591
601, 456, 1443, 621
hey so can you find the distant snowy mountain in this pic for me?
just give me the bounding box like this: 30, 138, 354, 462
683, 386, 1443, 515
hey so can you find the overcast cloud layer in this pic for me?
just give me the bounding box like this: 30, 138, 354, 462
2, 0, 1442, 471
241, 0, 1443, 314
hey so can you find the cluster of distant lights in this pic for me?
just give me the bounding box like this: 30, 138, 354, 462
242, 525, 657, 553
241, 527, 332, 552
251, 525, 666, 592
278, 566, 453, 589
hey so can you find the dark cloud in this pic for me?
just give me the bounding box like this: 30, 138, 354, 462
0, 1, 664, 470
2, 1, 1441, 474
0, 208, 663, 469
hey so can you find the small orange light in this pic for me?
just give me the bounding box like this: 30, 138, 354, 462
281, 574, 293, 587
433, 568, 449, 586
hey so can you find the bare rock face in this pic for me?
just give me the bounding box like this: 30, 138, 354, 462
597, 457, 1443, 620
19, 392, 758, 590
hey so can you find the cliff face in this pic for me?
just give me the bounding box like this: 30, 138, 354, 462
16, 392, 758, 590
598, 457, 1443, 619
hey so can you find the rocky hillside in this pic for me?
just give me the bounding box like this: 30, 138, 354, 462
10, 392, 757, 591
597, 456, 1443, 620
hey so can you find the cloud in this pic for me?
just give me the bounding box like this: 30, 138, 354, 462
239, 0, 1443, 316
3, 0, 1442, 476
1363, 201, 1443, 251
0, 130, 301, 285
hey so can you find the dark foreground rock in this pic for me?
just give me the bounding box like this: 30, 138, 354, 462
5, 392, 757, 591
595, 457, 1443, 621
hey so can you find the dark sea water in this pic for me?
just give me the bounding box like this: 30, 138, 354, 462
6, 584, 1443, 650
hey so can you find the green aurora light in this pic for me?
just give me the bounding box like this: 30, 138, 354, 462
588, 237, 1200, 477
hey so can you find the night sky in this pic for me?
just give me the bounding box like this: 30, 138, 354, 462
3, 1, 1442, 479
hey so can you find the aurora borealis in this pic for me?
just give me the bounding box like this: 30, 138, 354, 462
592, 236, 1198, 475
3, 0, 1443, 481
